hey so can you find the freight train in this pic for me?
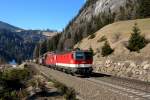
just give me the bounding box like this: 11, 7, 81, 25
40, 50, 93, 75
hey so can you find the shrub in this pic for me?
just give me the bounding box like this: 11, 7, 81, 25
27, 79, 37, 87
2, 68, 30, 81
74, 48, 81, 51
54, 81, 77, 100
54, 82, 68, 94
97, 36, 106, 42
88, 34, 96, 39
0, 89, 28, 100
2, 68, 30, 90
0, 90, 18, 100
39, 82, 47, 94
101, 40, 114, 57
64, 88, 76, 100
89, 47, 94, 56
127, 23, 147, 52
0, 68, 32, 99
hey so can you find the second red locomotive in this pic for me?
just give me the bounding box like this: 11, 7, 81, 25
42, 50, 93, 75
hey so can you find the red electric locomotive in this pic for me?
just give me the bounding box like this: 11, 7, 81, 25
43, 50, 93, 75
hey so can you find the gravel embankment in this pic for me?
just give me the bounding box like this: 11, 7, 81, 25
94, 76, 150, 92
30, 63, 146, 100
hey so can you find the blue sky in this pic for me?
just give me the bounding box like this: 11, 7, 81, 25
0, 0, 85, 31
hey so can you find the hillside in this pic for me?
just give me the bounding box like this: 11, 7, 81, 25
75, 18, 150, 82
0, 21, 56, 63
0, 29, 36, 63
42, 31, 58, 38
0, 21, 21, 31
56, 0, 150, 51
16, 30, 47, 42
75, 18, 150, 52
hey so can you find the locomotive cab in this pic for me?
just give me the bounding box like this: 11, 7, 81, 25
74, 51, 92, 59
72, 51, 93, 75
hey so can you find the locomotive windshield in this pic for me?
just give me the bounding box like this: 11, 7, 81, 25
75, 52, 92, 60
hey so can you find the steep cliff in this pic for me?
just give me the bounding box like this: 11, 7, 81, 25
57, 0, 145, 50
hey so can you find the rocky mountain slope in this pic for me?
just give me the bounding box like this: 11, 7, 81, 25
75, 18, 150, 82
57, 0, 150, 50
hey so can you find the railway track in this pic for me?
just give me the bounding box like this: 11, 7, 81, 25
82, 72, 150, 100
29, 63, 150, 100
87, 77, 150, 100
92, 76, 150, 92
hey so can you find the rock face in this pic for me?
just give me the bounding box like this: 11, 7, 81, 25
94, 0, 131, 15
58, 0, 139, 50
94, 58, 150, 82
78, 0, 138, 22
93, 44, 150, 82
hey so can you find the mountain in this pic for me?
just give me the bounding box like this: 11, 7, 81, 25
16, 30, 46, 43
0, 29, 36, 63
0, 21, 56, 63
0, 21, 21, 31
56, 0, 150, 51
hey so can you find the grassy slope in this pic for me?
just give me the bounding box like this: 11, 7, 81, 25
75, 18, 150, 52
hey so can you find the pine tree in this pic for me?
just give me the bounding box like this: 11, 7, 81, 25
73, 33, 79, 44
89, 46, 94, 56
40, 40, 47, 55
101, 40, 114, 57
127, 23, 147, 52
0, 57, 6, 64
33, 44, 40, 59
47, 39, 53, 52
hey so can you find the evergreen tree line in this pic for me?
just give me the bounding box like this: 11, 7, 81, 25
33, 33, 61, 58
138, 0, 150, 18
0, 29, 36, 64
